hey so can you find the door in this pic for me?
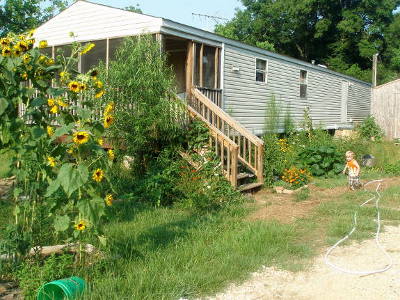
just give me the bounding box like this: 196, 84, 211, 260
341, 81, 349, 123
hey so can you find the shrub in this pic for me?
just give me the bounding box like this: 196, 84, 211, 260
356, 115, 384, 141
298, 145, 343, 176
99, 35, 185, 176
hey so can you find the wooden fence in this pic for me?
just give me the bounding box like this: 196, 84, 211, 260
371, 79, 400, 140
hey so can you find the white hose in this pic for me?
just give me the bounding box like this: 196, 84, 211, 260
324, 179, 393, 275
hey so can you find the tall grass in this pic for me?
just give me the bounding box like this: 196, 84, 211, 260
80, 202, 311, 299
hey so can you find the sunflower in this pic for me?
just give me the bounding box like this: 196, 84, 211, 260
79, 83, 87, 92
107, 149, 115, 161
22, 54, 31, 64
1, 47, 11, 57
49, 105, 59, 114
12, 48, 22, 57
21, 72, 28, 80
80, 43, 95, 55
47, 98, 55, 106
95, 80, 103, 89
38, 55, 46, 63
104, 114, 114, 129
39, 40, 48, 49
46, 58, 55, 66
74, 220, 87, 231
105, 194, 113, 206
67, 148, 74, 154
73, 131, 89, 145
15, 41, 28, 52
57, 98, 68, 108
92, 168, 104, 182
47, 156, 56, 167
95, 90, 104, 98
98, 138, 104, 146
60, 71, 69, 80
68, 81, 80, 93
47, 126, 54, 136
90, 69, 98, 78
0, 38, 10, 47
104, 102, 115, 115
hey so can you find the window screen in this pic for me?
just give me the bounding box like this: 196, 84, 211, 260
81, 40, 107, 73
300, 70, 307, 98
256, 59, 267, 82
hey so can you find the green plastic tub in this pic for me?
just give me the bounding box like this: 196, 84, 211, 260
36, 276, 86, 300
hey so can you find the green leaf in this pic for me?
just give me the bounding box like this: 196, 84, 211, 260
31, 126, 45, 139
0, 98, 9, 115
58, 163, 89, 197
45, 179, 61, 197
54, 215, 70, 232
31, 97, 46, 107
53, 123, 74, 139
77, 196, 105, 225
98, 235, 107, 246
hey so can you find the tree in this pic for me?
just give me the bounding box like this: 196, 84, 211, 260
216, 0, 400, 83
0, 0, 70, 36
125, 4, 142, 13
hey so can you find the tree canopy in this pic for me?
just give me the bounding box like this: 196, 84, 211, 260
0, 0, 69, 36
215, 0, 400, 84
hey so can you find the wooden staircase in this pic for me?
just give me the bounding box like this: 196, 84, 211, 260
186, 87, 264, 191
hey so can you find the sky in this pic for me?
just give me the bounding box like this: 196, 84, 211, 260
89, 0, 243, 32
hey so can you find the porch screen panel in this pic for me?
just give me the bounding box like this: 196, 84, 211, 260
55, 45, 74, 68
194, 43, 202, 86
81, 39, 107, 73
109, 38, 124, 62
203, 46, 215, 88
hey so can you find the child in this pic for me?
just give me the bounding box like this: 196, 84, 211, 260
343, 151, 362, 190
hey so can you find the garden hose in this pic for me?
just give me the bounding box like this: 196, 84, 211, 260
324, 179, 394, 275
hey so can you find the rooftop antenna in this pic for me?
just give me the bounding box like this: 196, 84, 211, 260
191, 13, 228, 24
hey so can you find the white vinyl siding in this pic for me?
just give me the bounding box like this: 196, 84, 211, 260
34, 1, 162, 46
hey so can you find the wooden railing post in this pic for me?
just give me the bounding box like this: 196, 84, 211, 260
231, 145, 238, 188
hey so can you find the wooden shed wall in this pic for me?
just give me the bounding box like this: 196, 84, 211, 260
371, 79, 400, 139
223, 44, 371, 135
34, 1, 162, 46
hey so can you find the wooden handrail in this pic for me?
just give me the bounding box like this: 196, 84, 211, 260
187, 105, 239, 187
191, 88, 264, 146
189, 87, 264, 184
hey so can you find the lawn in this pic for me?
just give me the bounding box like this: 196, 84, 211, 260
1, 151, 400, 299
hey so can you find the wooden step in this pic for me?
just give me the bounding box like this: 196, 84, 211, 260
237, 172, 255, 180
238, 182, 263, 192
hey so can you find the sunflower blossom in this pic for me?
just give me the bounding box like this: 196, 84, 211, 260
92, 168, 104, 182
74, 220, 87, 231
107, 149, 115, 161
80, 43, 95, 55
39, 40, 48, 49
68, 81, 80, 93
105, 194, 113, 206
50, 105, 59, 114
47, 156, 56, 167
47, 126, 54, 136
73, 131, 89, 145
104, 114, 114, 128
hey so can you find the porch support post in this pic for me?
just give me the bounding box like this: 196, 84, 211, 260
214, 48, 219, 89
199, 43, 204, 87
186, 41, 194, 95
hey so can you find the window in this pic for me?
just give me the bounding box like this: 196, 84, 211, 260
300, 70, 307, 98
256, 58, 267, 82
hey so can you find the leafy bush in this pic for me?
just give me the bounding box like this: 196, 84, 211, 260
382, 161, 400, 175
356, 115, 384, 141
298, 145, 343, 176
100, 35, 185, 176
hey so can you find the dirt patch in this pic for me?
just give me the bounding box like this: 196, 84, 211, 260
0, 281, 22, 300
248, 177, 400, 224
0, 176, 15, 200
204, 225, 400, 300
